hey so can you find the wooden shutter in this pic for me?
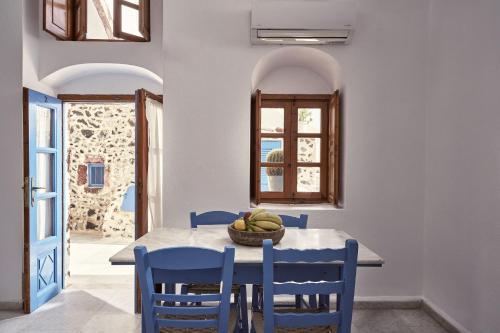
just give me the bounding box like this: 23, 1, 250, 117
328, 90, 341, 205
114, 0, 150, 42
253, 90, 262, 204
43, 0, 73, 40
73, 0, 87, 40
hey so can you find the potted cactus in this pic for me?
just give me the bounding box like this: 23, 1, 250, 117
266, 149, 284, 191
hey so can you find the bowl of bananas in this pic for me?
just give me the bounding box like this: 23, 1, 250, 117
228, 209, 285, 246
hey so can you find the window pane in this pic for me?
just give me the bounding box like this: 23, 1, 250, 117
261, 167, 283, 192
297, 167, 320, 192
298, 138, 321, 163
37, 153, 54, 193
298, 108, 321, 133
86, 0, 117, 40
124, 0, 140, 4
121, 5, 142, 37
36, 106, 53, 148
37, 198, 55, 240
261, 139, 283, 163
261, 108, 284, 134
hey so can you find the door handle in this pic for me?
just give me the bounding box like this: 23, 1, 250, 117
30, 177, 45, 207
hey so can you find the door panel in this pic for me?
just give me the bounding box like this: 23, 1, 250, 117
24, 89, 63, 313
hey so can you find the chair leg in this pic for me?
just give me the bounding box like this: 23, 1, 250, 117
239, 286, 249, 332
180, 284, 188, 306
309, 294, 318, 308
295, 295, 302, 308
251, 285, 260, 311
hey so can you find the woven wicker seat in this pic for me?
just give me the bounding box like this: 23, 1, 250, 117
184, 283, 242, 295
158, 308, 238, 333
251, 308, 338, 333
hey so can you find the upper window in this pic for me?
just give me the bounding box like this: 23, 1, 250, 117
88, 163, 105, 188
43, 0, 150, 41
251, 91, 342, 205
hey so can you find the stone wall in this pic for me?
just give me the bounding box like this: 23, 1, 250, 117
67, 102, 135, 238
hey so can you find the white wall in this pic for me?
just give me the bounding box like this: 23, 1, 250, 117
56, 73, 162, 95
37, 0, 163, 80
163, 0, 429, 298
23, 0, 55, 95
0, 0, 24, 306
423, 0, 500, 332
257, 66, 332, 94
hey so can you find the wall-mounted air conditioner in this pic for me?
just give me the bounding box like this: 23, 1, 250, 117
251, 1, 357, 45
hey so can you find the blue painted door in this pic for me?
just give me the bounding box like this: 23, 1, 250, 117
25, 89, 63, 312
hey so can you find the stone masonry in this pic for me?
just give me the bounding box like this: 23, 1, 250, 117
67, 103, 135, 238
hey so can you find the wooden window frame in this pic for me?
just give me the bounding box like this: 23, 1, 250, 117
114, 0, 151, 42
43, 0, 150, 42
253, 93, 333, 204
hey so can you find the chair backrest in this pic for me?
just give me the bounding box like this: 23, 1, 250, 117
134, 245, 235, 333
190, 211, 240, 228
262, 239, 358, 333
279, 214, 308, 229
238, 213, 308, 229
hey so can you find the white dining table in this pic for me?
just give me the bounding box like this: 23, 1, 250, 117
110, 227, 384, 266
110, 227, 384, 332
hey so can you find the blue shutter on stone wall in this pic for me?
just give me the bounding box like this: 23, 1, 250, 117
88, 163, 105, 188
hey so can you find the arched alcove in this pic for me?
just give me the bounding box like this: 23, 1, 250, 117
41, 63, 163, 94
251, 46, 342, 93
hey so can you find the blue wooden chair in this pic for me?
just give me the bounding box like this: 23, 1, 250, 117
186, 211, 248, 332
252, 239, 358, 333
190, 211, 241, 228
134, 245, 236, 333
246, 213, 309, 311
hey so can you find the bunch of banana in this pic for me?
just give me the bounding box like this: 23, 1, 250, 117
240, 209, 283, 232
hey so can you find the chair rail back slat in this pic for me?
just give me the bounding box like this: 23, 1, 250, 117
153, 293, 222, 303
273, 248, 346, 263
273, 281, 344, 295
148, 247, 224, 270
153, 305, 219, 316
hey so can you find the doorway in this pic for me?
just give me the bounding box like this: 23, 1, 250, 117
62, 97, 137, 280
23, 90, 163, 313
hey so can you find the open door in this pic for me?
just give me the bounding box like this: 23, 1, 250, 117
23, 88, 64, 313
134, 88, 163, 312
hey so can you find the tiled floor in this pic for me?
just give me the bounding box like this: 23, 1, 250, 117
0, 275, 450, 333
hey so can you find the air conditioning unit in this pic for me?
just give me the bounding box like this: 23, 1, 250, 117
251, 1, 357, 45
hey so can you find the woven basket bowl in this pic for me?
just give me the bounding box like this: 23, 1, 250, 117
227, 225, 285, 247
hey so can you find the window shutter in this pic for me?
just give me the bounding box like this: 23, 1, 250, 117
113, 0, 150, 42
254, 89, 262, 204
73, 0, 87, 40
43, 0, 73, 40
328, 90, 341, 205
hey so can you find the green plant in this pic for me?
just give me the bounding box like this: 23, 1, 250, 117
266, 149, 284, 176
